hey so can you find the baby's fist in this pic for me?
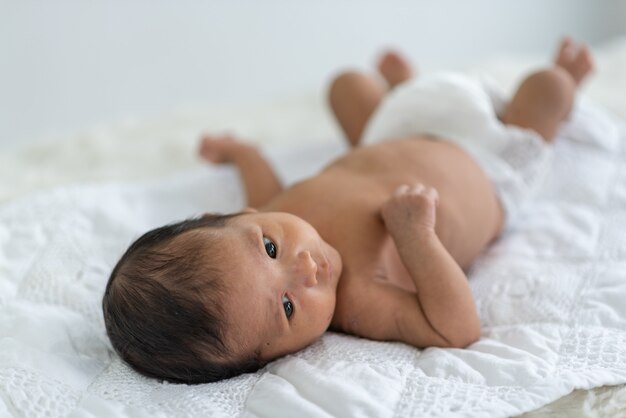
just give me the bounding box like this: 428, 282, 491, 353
381, 183, 439, 235
198, 134, 251, 164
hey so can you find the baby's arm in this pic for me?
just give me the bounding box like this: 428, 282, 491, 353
380, 184, 480, 347
198, 134, 283, 208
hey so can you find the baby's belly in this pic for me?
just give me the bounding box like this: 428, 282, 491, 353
330, 137, 505, 269
409, 139, 504, 268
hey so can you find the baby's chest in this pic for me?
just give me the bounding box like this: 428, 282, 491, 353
339, 231, 417, 294
303, 197, 417, 291
378, 238, 416, 292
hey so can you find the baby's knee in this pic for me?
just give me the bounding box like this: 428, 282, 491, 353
328, 71, 374, 103
523, 67, 576, 114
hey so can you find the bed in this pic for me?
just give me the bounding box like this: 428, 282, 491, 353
2, 38, 626, 417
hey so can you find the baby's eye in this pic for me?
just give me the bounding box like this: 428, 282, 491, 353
263, 236, 277, 259
282, 295, 294, 319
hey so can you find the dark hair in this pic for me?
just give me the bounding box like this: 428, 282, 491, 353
102, 212, 266, 384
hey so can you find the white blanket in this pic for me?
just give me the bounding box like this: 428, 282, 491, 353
1, 96, 626, 417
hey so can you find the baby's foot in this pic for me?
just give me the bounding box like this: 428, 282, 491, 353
554, 37, 594, 86
377, 50, 415, 88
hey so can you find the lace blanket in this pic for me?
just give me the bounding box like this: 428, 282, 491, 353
1, 100, 626, 418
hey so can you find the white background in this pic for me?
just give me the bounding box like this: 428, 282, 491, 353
1, 0, 625, 149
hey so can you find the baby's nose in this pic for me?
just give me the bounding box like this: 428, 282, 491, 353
295, 250, 318, 288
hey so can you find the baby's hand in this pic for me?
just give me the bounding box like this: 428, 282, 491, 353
381, 183, 439, 236
198, 134, 254, 164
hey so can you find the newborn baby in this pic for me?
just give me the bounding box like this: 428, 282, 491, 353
102, 38, 593, 383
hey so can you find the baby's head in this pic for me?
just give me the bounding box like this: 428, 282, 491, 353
103, 210, 342, 384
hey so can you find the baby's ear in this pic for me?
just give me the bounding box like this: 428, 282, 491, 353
242, 207, 258, 214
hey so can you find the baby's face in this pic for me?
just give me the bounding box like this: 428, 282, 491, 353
210, 211, 343, 361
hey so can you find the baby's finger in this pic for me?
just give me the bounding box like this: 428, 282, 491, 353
412, 183, 425, 193
394, 184, 410, 196
427, 187, 439, 205
220, 133, 236, 142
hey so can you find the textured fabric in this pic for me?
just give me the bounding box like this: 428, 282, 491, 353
1, 101, 626, 418
361, 73, 551, 228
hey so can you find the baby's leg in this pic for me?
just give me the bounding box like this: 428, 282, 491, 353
328, 72, 385, 147
502, 38, 594, 142
328, 51, 415, 147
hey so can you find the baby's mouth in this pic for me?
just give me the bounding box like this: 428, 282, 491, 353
316, 251, 332, 284
325, 254, 333, 282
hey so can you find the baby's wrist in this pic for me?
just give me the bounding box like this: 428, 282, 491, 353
230, 143, 259, 163
388, 222, 436, 246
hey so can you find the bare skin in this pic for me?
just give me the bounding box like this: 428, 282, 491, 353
378, 50, 415, 88
197, 38, 594, 360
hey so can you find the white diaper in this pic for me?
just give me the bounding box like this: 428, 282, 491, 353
361, 72, 552, 228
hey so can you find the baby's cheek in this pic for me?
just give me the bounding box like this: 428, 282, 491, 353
321, 295, 336, 329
